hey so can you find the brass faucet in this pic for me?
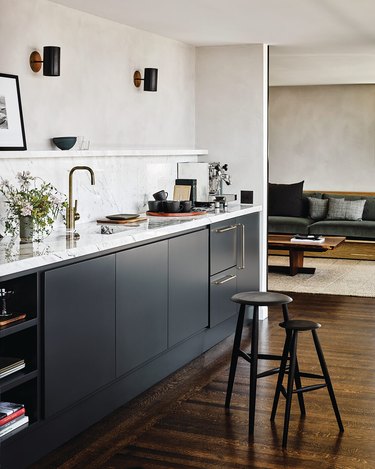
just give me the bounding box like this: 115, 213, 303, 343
67, 166, 95, 231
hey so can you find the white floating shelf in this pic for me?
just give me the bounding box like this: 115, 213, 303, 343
0, 148, 208, 159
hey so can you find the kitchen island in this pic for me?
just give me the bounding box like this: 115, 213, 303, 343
0, 205, 262, 468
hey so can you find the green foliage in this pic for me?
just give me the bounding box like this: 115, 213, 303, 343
0, 171, 67, 241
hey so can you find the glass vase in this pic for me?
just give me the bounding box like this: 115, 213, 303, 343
19, 216, 34, 244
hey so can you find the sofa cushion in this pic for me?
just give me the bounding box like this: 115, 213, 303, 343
308, 197, 329, 220
326, 197, 366, 221
268, 216, 311, 235
268, 181, 304, 217
345, 199, 366, 221
309, 220, 375, 240
326, 198, 346, 220
363, 197, 375, 221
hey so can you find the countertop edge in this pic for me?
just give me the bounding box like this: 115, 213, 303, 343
0, 205, 262, 277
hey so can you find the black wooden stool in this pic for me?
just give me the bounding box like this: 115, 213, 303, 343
271, 319, 344, 448
225, 291, 306, 435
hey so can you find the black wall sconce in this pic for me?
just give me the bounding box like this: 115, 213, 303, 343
29, 46, 61, 76
133, 68, 158, 92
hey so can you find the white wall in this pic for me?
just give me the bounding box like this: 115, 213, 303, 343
269, 84, 375, 191
0, 0, 269, 250
0, 0, 195, 150
270, 49, 375, 86
195, 44, 268, 306
195, 45, 265, 205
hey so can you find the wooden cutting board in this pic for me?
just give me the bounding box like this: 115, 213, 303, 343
97, 217, 147, 224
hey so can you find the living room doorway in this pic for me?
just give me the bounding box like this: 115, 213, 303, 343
267, 47, 375, 298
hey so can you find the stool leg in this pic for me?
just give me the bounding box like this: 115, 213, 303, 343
282, 303, 290, 322
282, 304, 305, 416
312, 330, 344, 432
225, 304, 246, 408
294, 359, 306, 416
249, 305, 259, 435
282, 330, 298, 448
271, 329, 292, 421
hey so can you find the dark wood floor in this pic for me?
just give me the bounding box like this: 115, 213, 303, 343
34, 293, 375, 469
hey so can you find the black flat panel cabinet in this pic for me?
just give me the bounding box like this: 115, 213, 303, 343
236, 213, 260, 292
169, 229, 209, 346
44, 255, 116, 418
116, 241, 168, 376
210, 267, 237, 327
210, 221, 237, 274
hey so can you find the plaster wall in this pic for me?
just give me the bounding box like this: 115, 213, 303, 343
195, 44, 268, 305
0, 0, 195, 150
195, 45, 265, 204
269, 84, 375, 191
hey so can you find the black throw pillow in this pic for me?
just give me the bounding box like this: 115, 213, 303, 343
268, 181, 305, 217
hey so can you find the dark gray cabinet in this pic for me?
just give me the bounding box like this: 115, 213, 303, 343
210, 267, 237, 327
236, 213, 260, 292
210, 221, 237, 274
209, 213, 260, 327
44, 255, 116, 418
169, 229, 209, 346
116, 241, 168, 376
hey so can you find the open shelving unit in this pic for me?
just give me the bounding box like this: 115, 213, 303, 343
0, 273, 40, 442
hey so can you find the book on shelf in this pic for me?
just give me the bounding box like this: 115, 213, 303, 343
0, 415, 29, 437
0, 313, 27, 327
0, 402, 24, 420
0, 407, 25, 427
0, 357, 25, 379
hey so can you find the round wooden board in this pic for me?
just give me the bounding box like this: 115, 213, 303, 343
146, 211, 207, 217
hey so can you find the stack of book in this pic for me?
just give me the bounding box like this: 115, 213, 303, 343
291, 234, 325, 243
0, 357, 25, 379
0, 402, 29, 438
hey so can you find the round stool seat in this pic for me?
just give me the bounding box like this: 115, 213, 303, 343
231, 291, 293, 306
280, 319, 321, 331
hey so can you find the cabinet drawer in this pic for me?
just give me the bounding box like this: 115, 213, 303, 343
210, 222, 237, 274
210, 267, 237, 327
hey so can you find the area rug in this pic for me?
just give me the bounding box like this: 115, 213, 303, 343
268, 255, 375, 297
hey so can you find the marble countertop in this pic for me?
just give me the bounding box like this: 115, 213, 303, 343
0, 205, 261, 278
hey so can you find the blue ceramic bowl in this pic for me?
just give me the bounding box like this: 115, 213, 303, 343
52, 136, 77, 150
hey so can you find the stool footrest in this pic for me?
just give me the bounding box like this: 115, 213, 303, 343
294, 383, 327, 394
238, 350, 285, 364
298, 372, 325, 380
238, 350, 252, 363
258, 353, 284, 361
257, 366, 283, 379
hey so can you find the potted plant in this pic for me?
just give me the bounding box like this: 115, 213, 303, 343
0, 171, 67, 243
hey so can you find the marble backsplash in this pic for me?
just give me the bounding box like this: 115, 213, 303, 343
0, 152, 200, 233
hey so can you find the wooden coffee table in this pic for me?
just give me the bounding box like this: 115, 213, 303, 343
268, 234, 346, 276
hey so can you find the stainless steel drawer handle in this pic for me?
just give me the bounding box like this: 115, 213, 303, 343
236, 223, 245, 270
213, 274, 237, 285
215, 225, 237, 233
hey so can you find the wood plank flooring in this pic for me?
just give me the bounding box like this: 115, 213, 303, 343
33, 293, 375, 469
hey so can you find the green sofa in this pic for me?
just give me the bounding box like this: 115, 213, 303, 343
268, 192, 375, 240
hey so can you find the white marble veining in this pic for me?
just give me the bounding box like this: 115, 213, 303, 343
0, 205, 261, 278
0, 151, 207, 233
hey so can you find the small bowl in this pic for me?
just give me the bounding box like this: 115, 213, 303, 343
52, 136, 77, 150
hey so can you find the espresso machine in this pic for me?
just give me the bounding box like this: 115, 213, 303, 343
177, 162, 237, 207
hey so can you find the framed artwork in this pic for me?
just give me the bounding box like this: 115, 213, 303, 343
0, 73, 27, 150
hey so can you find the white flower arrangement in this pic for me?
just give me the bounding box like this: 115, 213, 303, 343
0, 171, 67, 241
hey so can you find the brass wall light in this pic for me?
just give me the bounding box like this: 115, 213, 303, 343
133, 68, 158, 92
29, 46, 61, 76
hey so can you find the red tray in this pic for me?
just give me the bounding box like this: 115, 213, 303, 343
146, 211, 207, 217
